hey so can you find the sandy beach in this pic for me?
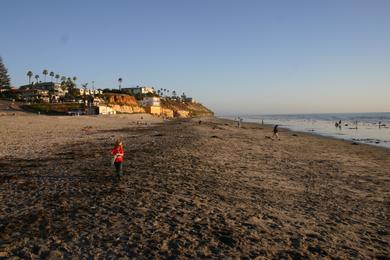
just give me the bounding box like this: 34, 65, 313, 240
0, 114, 389, 258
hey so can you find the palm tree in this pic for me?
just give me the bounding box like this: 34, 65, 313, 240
35, 75, 39, 83
49, 71, 54, 82
42, 69, 48, 82
55, 74, 60, 83
72, 77, 77, 88
118, 78, 123, 91
81, 82, 88, 101
27, 71, 33, 84
60, 76, 66, 82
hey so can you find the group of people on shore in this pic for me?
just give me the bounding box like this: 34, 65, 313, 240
335, 120, 385, 129
335, 120, 359, 129
335, 120, 343, 128
236, 117, 279, 140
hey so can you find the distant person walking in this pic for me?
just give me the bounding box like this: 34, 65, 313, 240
111, 139, 124, 177
237, 117, 242, 128
272, 125, 280, 140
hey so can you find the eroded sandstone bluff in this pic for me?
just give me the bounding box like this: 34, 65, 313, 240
106, 95, 145, 114
105, 94, 213, 117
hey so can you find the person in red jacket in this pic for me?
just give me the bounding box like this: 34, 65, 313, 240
111, 139, 124, 177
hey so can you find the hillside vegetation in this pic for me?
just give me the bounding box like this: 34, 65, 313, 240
161, 99, 214, 117
22, 103, 81, 114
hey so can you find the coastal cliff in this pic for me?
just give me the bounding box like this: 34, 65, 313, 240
105, 93, 213, 117
106, 94, 139, 106
105, 94, 145, 114
19, 94, 214, 117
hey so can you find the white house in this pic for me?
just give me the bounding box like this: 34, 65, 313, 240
92, 97, 104, 106
78, 89, 103, 96
122, 86, 155, 95
98, 105, 116, 115
141, 96, 160, 107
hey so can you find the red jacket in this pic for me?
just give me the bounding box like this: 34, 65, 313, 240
111, 146, 124, 163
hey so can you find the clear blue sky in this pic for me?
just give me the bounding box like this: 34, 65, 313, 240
1, 0, 389, 114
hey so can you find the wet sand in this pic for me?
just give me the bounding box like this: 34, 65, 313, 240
0, 115, 389, 258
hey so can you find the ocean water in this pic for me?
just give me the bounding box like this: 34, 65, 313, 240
225, 113, 390, 149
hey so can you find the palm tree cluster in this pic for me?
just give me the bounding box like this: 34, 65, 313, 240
26, 69, 77, 86
156, 88, 183, 99
157, 88, 170, 96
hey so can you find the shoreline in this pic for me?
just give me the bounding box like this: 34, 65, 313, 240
217, 116, 390, 151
